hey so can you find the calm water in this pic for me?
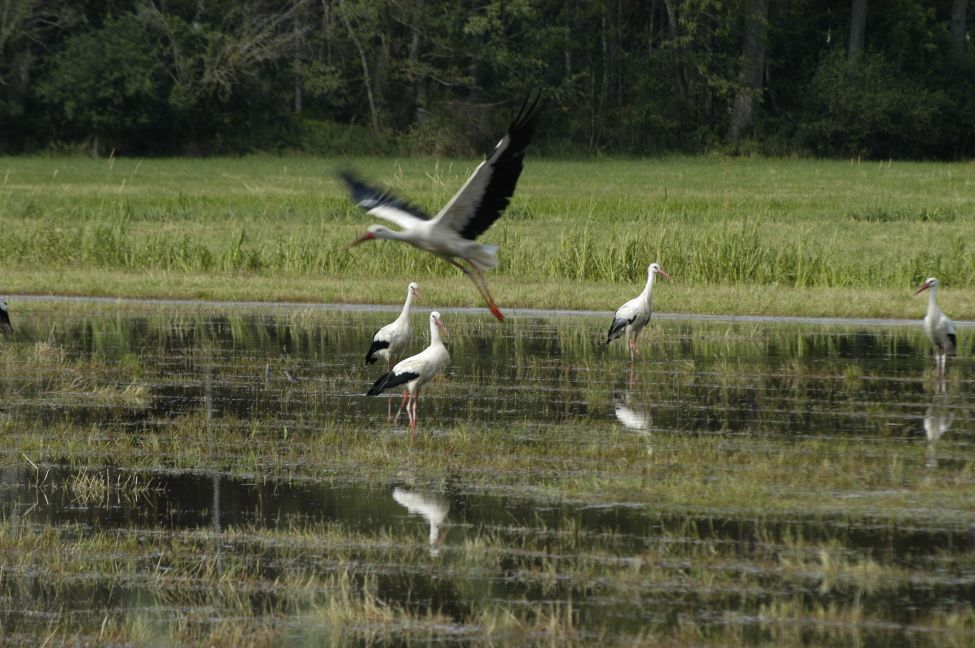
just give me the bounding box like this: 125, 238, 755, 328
0, 303, 973, 642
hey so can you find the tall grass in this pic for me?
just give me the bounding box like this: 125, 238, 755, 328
2, 156, 973, 291
5, 212, 972, 288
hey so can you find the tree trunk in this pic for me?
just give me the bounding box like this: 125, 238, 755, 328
663, 0, 688, 100
408, 0, 426, 123
727, 0, 769, 141
848, 0, 867, 61
293, 11, 303, 114
950, 0, 968, 59
338, 0, 380, 133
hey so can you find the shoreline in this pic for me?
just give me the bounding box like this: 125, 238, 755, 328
9, 292, 973, 329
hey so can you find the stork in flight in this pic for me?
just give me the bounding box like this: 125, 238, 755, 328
365, 282, 420, 369
606, 263, 671, 360
367, 310, 450, 435
915, 277, 957, 375
343, 94, 542, 322
0, 298, 11, 336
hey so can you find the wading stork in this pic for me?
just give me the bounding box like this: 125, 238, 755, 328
606, 263, 671, 360
343, 94, 542, 322
0, 298, 11, 335
915, 277, 957, 375
367, 311, 450, 435
365, 282, 420, 369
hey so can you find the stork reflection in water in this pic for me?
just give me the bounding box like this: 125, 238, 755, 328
923, 382, 954, 469
393, 487, 450, 557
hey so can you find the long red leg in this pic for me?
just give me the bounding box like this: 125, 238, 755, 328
444, 257, 504, 322
463, 259, 504, 322
395, 390, 410, 423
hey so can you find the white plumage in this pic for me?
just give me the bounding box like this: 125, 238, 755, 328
365, 282, 419, 368
392, 487, 450, 555
343, 95, 542, 322
614, 393, 652, 457
606, 263, 671, 360
367, 310, 450, 434
915, 277, 957, 375
924, 391, 954, 468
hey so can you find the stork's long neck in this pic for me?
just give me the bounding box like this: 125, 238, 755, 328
429, 319, 443, 346
398, 291, 415, 320
641, 272, 656, 305
377, 228, 411, 243
927, 286, 939, 317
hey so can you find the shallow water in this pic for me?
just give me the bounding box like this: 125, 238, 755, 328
0, 303, 973, 643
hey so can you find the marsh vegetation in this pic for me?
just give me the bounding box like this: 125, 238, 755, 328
0, 302, 972, 645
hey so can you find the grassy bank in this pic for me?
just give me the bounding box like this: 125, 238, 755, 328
1, 156, 974, 318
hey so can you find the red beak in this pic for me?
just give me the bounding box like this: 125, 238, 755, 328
913, 282, 930, 295
349, 231, 375, 248
656, 267, 673, 281
436, 319, 448, 338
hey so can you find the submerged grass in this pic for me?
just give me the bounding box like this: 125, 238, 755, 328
1, 304, 973, 645
2, 156, 974, 317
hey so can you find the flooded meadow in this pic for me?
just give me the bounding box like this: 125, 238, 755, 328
0, 301, 973, 646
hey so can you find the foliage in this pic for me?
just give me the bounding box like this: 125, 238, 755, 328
0, 0, 973, 157
800, 50, 950, 158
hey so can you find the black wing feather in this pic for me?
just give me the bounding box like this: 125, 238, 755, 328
946, 333, 957, 354
458, 92, 543, 240
366, 370, 420, 396
365, 339, 390, 365
0, 306, 10, 336
606, 317, 631, 344
338, 171, 431, 221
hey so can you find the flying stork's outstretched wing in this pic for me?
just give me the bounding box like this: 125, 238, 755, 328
338, 171, 432, 229
431, 92, 543, 241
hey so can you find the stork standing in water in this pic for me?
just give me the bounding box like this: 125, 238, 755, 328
606, 263, 671, 360
915, 277, 957, 375
343, 94, 542, 322
367, 311, 450, 435
0, 298, 11, 335
365, 282, 420, 369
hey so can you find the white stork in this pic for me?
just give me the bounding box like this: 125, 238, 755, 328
392, 487, 450, 556
915, 277, 957, 375
367, 310, 450, 435
365, 282, 420, 369
606, 263, 671, 360
0, 298, 11, 336
342, 94, 542, 322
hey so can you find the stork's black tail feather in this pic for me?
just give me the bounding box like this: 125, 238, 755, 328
364, 338, 390, 365
366, 370, 420, 396
606, 318, 628, 344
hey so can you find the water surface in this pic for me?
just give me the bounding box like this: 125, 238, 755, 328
0, 303, 972, 644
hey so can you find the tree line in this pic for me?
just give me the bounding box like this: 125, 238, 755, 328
1, 0, 972, 158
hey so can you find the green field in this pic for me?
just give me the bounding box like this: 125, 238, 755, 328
2, 156, 973, 318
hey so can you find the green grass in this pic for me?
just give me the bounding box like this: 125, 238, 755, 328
2, 155, 974, 317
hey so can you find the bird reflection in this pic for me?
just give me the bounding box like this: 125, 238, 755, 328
614, 390, 652, 457
923, 383, 954, 468
392, 487, 450, 556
